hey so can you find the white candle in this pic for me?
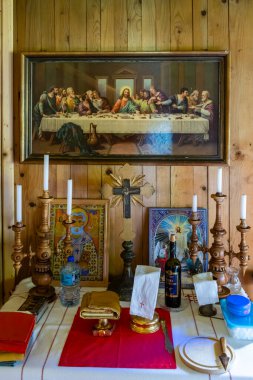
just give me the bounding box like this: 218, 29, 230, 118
16, 185, 22, 223
240, 194, 247, 220
217, 167, 222, 193
43, 154, 49, 191
192, 194, 198, 212
67, 179, 72, 216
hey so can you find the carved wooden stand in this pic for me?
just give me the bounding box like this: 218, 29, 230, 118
119, 240, 135, 301
29, 190, 56, 302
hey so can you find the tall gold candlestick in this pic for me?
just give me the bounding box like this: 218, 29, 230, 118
12, 222, 26, 287
228, 219, 251, 276
62, 214, 75, 260
29, 190, 56, 302
208, 193, 230, 298
188, 211, 201, 264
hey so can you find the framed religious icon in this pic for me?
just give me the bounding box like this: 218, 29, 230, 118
50, 199, 109, 286
149, 207, 208, 288
20, 51, 228, 163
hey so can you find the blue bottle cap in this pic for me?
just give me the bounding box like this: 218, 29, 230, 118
67, 255, 75, 262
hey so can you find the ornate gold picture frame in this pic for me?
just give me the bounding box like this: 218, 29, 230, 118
21, 51, 228, 163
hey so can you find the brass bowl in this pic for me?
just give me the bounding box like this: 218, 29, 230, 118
130, 311, 160, 334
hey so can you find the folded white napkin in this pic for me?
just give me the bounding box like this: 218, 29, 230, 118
130, 265, 161, 320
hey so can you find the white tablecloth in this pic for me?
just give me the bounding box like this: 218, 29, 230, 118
0, 278, 252, 380
41, 113, 209, 136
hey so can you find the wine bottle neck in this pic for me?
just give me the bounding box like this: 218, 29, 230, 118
169, 241, 176, 258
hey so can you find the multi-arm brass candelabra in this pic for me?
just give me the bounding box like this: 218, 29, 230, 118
28, 190, 56, 302
189, 192, 251, 298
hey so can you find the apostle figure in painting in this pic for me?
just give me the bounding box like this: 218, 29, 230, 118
133, 89, 157, 114
148, 85, 169, 113
33, 86, 59, 140
157, 87, 189, 114
193, 90, 215, 144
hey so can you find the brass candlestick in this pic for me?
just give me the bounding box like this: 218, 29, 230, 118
227, 219, 251, 276
208, 193, 230, 298
188, 211, 202, 264
29, 190, 56, 302
12, 222, 26, 287
62, 214, 75, 260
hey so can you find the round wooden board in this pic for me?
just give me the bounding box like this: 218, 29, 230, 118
179, 336, 235, 374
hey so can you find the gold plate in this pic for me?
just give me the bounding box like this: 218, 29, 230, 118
179, 336, 235, 374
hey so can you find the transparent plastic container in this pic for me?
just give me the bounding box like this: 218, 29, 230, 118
60, 255, 80, 307
220, 298, 253, 340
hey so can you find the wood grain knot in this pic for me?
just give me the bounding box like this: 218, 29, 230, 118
202, 186, 207, 191
20, 173, 25, 177
106, 168, 113, 175
29, 202, 36, 207
201, 10, 207, 16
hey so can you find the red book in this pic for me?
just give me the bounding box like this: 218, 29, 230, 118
0, 312, 35, 353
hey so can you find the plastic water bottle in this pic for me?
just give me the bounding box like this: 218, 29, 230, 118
60, 255, 80, 307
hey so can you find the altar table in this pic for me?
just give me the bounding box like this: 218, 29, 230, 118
41, 113, 209, 138
0, 278, 252, 380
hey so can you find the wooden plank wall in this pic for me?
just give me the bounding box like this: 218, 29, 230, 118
2, 0, 253, 299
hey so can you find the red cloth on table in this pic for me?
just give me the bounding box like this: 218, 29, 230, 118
59, 307, 176, 369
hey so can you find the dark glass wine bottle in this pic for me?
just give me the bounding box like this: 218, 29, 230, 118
165, 234, 181, 308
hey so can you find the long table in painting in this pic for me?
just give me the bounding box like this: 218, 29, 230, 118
40, 113, 209, 139
0, 277, 251, 380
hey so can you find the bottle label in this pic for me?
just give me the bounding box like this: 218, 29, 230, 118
61, 272, 79, 286
165, 271, 179, 298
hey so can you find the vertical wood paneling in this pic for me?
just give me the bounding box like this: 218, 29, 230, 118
193, 166, 208, 209
71, 165, 88, 199
229, 0, 253, 277
87, 165, 102, 198
0, 0, 2, 302
127, 0, 142, 51
207, 0, 229, 50
156, 166, 171, 207
55, 0, 70, 51
114, 0, 128, 51
142, 166, 156, 264
3, 0, 253, 294
101, 0, 115, 51
69, 0, 87, 51
40, 0, 55, 51
170, 0, 193, 50
56, 165, 71, 198
155, 0, 171, 51
193, 0, 207, 50
142, 0, 156, 51
24, 0, 42, 50
86, 0, 101, 51
207, 166, 230, 252
2, 0, 14, 301
171, 166, 194, 207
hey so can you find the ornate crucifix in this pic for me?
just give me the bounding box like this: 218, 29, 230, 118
112, 178, 140, 219
102, 163, 155, 300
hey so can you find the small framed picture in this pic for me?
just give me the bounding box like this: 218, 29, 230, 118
149, 207, 208, 288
